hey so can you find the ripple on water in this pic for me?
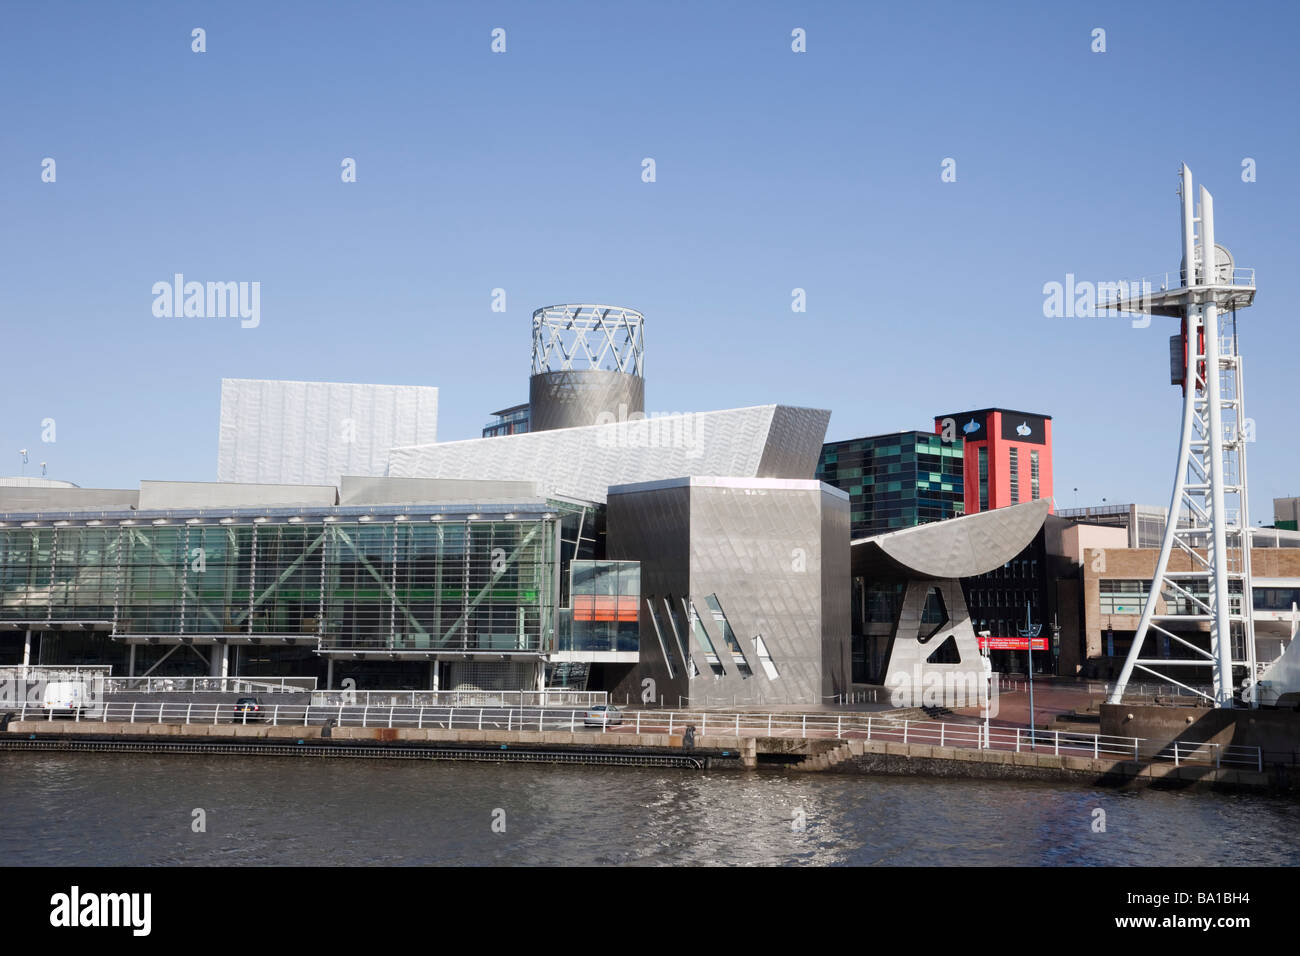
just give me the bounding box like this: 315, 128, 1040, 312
2, 754, 1298, 866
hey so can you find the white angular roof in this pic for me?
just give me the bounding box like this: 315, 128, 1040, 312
388, 405, 830, 503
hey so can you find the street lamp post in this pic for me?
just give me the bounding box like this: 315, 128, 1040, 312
978, 629, 992, 748
1019, 600, 1042, 749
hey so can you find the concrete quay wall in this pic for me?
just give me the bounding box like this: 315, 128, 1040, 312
6, 721, 1287, 791
802, 736, 1276, 792
4, 720, 761, 766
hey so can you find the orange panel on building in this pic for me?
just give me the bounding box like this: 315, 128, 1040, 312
572, 595, 639, 622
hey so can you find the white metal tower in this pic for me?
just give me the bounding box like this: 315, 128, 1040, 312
1105, 164, 1257, 708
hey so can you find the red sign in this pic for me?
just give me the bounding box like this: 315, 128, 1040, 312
979, 636, 1048, 651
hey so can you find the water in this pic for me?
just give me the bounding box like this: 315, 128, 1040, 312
2, 753, 1298, 866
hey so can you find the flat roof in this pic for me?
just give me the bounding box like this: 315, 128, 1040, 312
821, 429, 956, 448
932, 408, 1052, 421
0, 497, 596, 527
1057, 503, 1167, 517
221, 376, 438, 390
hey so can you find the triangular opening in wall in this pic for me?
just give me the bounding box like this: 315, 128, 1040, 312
925, 634, 962, 664
918, 587, 949, 643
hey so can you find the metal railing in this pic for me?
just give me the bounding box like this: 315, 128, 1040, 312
309, 689, 607, 709
0, 665, 112, 679
825, 690, 881, 705
7, 702, 1263, 772
316, 637, 545, 653
1094, 681, 1216, 701
104, 676, 315, 694
1096, 268, 1256, 304
672, 694, 836, 709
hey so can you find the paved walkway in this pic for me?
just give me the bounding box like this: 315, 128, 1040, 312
952, 680, 1102, 730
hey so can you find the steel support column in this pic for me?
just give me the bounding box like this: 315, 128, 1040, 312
1106, 164, 1257, 708
1200, 187, 1234, 707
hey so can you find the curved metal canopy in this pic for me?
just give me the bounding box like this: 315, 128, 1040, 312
851, 499, 1051, 580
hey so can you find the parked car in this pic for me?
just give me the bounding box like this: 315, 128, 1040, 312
232, 697, 263, 722
583, 704, 623, 727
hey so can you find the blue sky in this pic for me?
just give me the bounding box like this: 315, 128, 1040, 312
3, 0, 1298, 515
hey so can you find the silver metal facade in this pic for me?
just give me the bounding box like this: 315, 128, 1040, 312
528, 369, 645, 432
879, 579, 984, 702
217, 379, 439, 488
388, 405, 831, 504
606, 478, 851, 708
854, 498, 1051, 579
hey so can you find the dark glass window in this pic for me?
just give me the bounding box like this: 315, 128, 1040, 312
978, 447, 989, 511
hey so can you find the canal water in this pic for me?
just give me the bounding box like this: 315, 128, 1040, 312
3, 753, 1298, 866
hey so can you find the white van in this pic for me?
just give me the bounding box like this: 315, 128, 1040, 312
41, 680, 90, 715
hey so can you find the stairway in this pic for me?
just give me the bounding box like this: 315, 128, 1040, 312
792, 738, 865, 771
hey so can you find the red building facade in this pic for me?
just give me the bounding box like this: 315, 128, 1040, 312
933, 408, 1053, 515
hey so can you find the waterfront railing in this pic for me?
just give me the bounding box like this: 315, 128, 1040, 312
309, 689, 608, 708
9, 701, 1264, 772
0, 665, 113, 680
103, 676, 316, 694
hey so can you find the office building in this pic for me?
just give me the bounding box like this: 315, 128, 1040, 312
482, 404, 530, 438
817, 431, 964, 538
1056, 503, 1169, 548
933, 408, 1053, 515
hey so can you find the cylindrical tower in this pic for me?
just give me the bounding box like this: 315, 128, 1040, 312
529, 304, 645, 432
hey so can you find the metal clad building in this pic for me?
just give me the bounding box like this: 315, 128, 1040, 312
606, 477, 851, 706
217, 378, 439, 488
528, 304, 645, 432
389, 405, 829, 504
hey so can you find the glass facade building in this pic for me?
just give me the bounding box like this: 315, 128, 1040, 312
0, 499, 634, 682
0, 516, 556, 651
962, 552, 1044, 642
817, 431, 964, 538
558, 559, 640, 653
482, 404, 530, 438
